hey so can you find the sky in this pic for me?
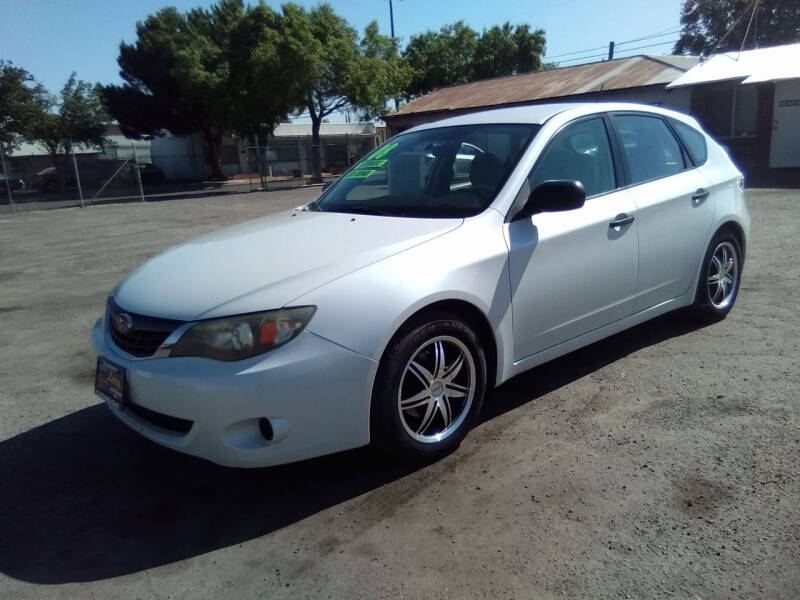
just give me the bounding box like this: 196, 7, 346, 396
0, 0, 686, 121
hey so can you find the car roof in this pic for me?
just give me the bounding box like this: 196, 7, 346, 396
402, 102, 695, 133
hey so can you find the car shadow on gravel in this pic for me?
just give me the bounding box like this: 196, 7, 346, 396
0, 311, 707, 584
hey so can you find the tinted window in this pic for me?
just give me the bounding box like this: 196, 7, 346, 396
529, 118, 615, 197
614, 114, 685, 184
315, 124, 538, 218
671, 119, 708, 165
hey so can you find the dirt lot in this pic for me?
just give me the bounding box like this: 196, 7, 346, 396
0, 188, 798, 599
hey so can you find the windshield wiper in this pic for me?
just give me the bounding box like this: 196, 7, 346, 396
336, 205, 400, 217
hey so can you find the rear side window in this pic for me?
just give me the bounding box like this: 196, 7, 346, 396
613, 114, 685, 184
671, 119, 708, 165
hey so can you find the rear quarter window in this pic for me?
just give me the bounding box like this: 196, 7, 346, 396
671, 119, 708, 166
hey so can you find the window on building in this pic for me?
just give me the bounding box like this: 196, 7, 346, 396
613, 114, 685, 184
704, 86, 759, 138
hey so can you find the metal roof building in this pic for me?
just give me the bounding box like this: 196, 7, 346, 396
384, 54, 699, 133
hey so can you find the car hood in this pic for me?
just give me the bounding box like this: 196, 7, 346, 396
113, 209, 462, 320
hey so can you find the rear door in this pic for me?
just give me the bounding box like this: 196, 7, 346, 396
506, 115, 638, 360
610, 113, 715, 313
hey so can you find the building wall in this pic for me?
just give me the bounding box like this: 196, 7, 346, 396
385, 85, 693, 135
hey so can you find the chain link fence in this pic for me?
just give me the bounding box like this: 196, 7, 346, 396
0, 132, 378, 214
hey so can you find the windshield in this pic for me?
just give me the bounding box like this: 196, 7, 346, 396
313, 123, 539, 218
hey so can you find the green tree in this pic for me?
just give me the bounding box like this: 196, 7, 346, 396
674, 0, 800, 56
291, 4, 409, 181
403, 22, 478, 97
25, 74, 107, 190
101, 0, 312, 180
472, 23, 546, 79
403, 21, 547, 98
0, 62, 47, 154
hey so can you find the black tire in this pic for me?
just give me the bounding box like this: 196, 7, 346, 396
371, 312, 487, 463
691, 230, 743, 322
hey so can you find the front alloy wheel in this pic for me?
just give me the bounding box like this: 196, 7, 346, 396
398, 335, 476, 444
372, 313, 486, 462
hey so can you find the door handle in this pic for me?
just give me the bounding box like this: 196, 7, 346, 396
692, 188, 710, 203
609, 214, 635, 228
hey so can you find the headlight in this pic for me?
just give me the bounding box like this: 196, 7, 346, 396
171, 306, 316, 361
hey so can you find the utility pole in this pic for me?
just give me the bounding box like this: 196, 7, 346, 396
388, 0, 400, 111
608, 41, 615, 60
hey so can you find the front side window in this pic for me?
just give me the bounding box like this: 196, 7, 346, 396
528, 117, 616, 198
313, 124, 539, 218
614, 114, 685, 184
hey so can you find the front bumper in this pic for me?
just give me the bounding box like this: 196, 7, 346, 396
92, 316, 377, 468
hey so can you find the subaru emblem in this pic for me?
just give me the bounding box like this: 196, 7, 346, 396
114, 313, 133, 334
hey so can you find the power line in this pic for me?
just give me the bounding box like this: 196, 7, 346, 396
546, 27, 682, 60
616, 29, 682, 47
555, 39, 679, 66
739, 0, 759, 54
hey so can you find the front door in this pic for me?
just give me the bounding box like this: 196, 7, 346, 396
770, 79, 800, 169
506, 116, 638, 361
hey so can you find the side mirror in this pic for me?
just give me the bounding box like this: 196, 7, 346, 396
513, 180, 586, 221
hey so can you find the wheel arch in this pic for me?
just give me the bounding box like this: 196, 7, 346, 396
375, 298, 500, 393
714, 220, 746, 264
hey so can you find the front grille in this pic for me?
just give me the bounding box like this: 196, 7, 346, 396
107, 297, 182, 358
110, 327, 171, 357
127, 400, 193, 434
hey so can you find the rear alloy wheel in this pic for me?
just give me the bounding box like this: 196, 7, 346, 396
692, 232, 742, 321
372, 314, 486, 462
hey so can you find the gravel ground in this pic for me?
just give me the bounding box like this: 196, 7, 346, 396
0, 187, 797, 599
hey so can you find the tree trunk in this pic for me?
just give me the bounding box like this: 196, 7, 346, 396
310, 115, 322, 184
204, 132, 228, 181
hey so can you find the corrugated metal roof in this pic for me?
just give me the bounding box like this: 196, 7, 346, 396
667, 43, 800, 88
389, 54, 698, 118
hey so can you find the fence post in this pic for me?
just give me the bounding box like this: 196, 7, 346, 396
71, 146, 84, 208
131, 142, 145, 202
0, 146, 14, 214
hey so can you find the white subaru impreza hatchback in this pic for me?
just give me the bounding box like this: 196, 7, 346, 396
93, 102, 749, 467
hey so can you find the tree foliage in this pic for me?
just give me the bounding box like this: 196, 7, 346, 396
472, 23, 546, 80
101, 0, 312, 179
403, 22, 479, 98
0, 62, 47, 154
286, 4, 410, 180
403, 21, 546, 98
674, 0, 800, 56
26, 75, 107, 157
